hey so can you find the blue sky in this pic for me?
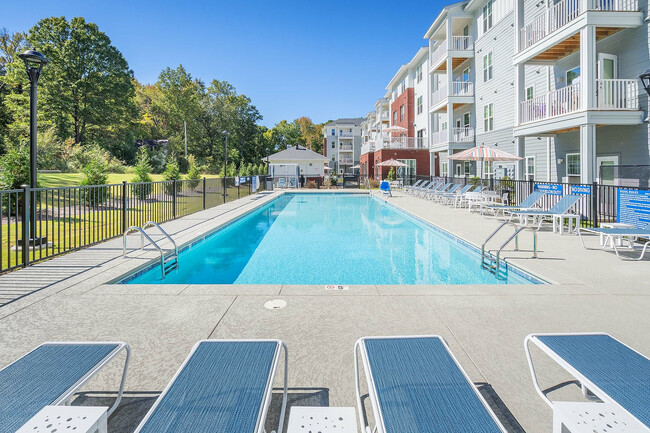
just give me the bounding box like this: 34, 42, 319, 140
3, 0, 445, 127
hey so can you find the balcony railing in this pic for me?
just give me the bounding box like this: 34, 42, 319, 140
451, 35, 473, 50
430, 43, 447, 68
339, 144, 353, 151
520, 80, 638, 124
339, 131, 354, 138
339, 158, 354, 165
376, 137, 428, 150
431, 81, 475, 107
520, 0, 638, 51
361, 143, 374, 154
431, 127, 475, 145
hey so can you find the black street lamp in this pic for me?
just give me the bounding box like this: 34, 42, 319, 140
640, 69, 650, 97
222, 130, 229, 201
18, 49, 48, 245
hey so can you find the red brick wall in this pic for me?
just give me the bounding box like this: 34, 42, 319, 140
360, 152, 375, 179
375, 149, 430, 180
390, 88, 415, 137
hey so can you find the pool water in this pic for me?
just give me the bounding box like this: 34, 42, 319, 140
124, 193, 539, 285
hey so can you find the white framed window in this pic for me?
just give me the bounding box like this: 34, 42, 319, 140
526, 86, 534, 100
462, 67, 470, 82
567, 153, 580, 176
331, 128, 335, 136
417, 95, 423, 114
483, 160, 494, 178
400, 105, 405, 121
463, 112, 471, 127
393, 111, 397, 123
483, 0, 493, 33
441, 121, 448, 130
400, 78, 406, 94
464, 161, 471, 175
483, 103, 494, 132
483, 52, 493, 82
416, 64, 423, 83
525, 156, 535, 180
441, 161, 449, 177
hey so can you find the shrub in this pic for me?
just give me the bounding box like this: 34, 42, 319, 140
131, 147, 153, 200
149, 150, 167, 174
0, 145, 30, 190
37, 128, 69, 172
226, 162, 237, 177
369, 179, 380, 189
80, 159, 109, 206
186, 155, 201, 189
162, 155, 182, 194
305, 180, 317, 189
386, 167, 396, 181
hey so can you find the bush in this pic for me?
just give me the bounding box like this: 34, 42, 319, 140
386, 167, 396, 181
68, 144, 127, 174
37, 128, 69, 172
369, 179, 380, 189
0, 145, 30, 190
80, 159, 109, 206
186, 155, 201, 189
162, 155, 182, 194
131, 147, 153, 200
305, 180, 317, 189
149, 150, 167, 174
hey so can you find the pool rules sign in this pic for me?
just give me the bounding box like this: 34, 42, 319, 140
617, 189, 650, 229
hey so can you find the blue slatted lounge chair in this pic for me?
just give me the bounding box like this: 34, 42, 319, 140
0, 342, 130, 433
481, 190, 546, 218
456, 185, 484, 208
420, 182, 449, 199
415, 181, 441, 197
439, 184, 473, 206
354, 336, 506, 433
428, 183, 461, 201
404, 179, 425, 194
525, 333, 650, 431
577, 227, 650, 260
135, 339, 288, 433
510, 194, 582, 233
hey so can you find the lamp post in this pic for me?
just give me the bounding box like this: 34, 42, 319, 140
18, 49, 48, 245
640, 69, 650, 97
222, 130, 229, 202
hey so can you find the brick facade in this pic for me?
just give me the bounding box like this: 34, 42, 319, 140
390, 88, 415, 138
360, 152, 375, 179
374, 148, 430, 180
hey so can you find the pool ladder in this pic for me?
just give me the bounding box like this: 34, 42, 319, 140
123, 221, 178, 279
481, 221, 537, 279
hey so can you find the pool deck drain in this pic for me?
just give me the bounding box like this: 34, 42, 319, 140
0, 189, 647, 433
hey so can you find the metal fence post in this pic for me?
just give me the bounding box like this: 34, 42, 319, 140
238, 180, 241, 199
21, 185, 29, 267
203, 177, 207, 210
172, 179, 177, 219
591, 181, 599, 228
223, 177, 226, 203
121, 181, 127, 233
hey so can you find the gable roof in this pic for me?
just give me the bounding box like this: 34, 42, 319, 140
324, 117, 365, 127
267, 145, 328, 162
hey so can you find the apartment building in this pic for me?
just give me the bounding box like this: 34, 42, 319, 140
322, 118, 364, 174
360, 98, 391, 179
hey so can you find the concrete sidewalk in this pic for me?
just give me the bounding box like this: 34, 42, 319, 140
0, 189, 647, 433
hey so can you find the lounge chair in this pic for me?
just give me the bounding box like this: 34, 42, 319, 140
428, 183, 460, 201
416, 180, 443, 197
510, 194, 582, 233
525, 333, 650, 431
276, 178, 286, 188
404, 179, 425, 194
577, 226, 650, 260
439, 184, 473, 205
481, 190, 546, 218
355, 336, 506, 433
0, 342, 130, 433
455, 185, 484, 208
135, 339, 288, 433
380, 181, 392, 197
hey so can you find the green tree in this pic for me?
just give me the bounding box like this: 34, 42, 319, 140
25, 17, 137, 149
0, 144, 29, 189
80, 146, 109, 206
186, 154, 201, 188
162, 154, 182, 194
131, 147, 153, 200
386, 167, 396, 181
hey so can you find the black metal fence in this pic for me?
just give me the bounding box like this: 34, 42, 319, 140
425, 175, 650, 229
0, 177, 265, 274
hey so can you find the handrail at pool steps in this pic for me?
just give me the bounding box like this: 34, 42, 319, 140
123, 222, 178, 279
481, 221, 538, 279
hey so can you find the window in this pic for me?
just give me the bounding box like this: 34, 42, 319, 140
566, 67, 580, 86
483, 0, 493, 33
399, 78, 406, 94
441, 121, 447, 130
483, 52, 493, 82
525, 156, 535, 180
483, 161, 494, 178
392, 89, 397, 100
567, 153, 580, 176
526, 86, 534, 100
331, 142, 335, 148
483, 103, 494, 132
416, 64, 423, 83
417, 95, 423, 114
464, 161, 471, 175
463, 112, 471, 127
417, 129, 424, 147
462, 68, 470, 82
400, 105, 405, 121
331, 129, 335, 136
441, 161, 449, 177
393, 110, 398, 123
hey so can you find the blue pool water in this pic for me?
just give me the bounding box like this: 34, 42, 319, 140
124, 193, 540, 285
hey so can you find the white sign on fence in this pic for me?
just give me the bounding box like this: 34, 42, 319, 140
252, 176, 259, 192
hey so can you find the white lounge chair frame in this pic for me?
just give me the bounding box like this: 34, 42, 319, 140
354, 335, 506, 433
577, 227, 650, 260
134, 339, 288, 433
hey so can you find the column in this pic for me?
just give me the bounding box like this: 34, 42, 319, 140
580, 124, 596, 183
515, 63, 525, 125
514, 0, 524, 53
446, 58, 454, 145
580, 26, 596, 110
546, 138, 553, 181
515, 137, 526, 180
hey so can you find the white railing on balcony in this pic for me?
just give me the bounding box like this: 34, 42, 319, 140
520, 0, 638, 51
339, 131, 354, 138
339, 144, 353, 151
375, 136, 428, 150
451, 36, 474, 50
452, 127, 475, 142
431, 130, 447, 145
520, 83, 580, 123
431, 81, 474, 108
596, 79, 638, 109
339, 158, 354, 165
361, 142, 374, 155
430, 42, 448, 68
431, 85, 448, 107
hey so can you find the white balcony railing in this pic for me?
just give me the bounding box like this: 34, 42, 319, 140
430, 128, 475, 145
375, 136, 428, 150
361, 142, 374, 155
430, 43, 448, 68
519, 80, 638, 124
520, 0, 638, 51
431, 81, 475, 107
339, 131, 354, 138
339, 144, 353, 151
451, 35, 474, 50
339, 158, 354, 165
596, 79, 638, 109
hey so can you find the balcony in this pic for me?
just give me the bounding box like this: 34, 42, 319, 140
430, 127, 475, 151
361, 142, 375, 155
429, 36, 474, 72
339, 158, 354, 165
339, 131, 354, 138
516, 79, 642, 135
375, 137, 428, 150
430, 81, 474, 112
516, 0, 641, 63
339, 144, 353, 151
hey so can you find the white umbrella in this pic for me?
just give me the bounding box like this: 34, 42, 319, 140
376, 158, 408, 167
383, 125, 408, 133
448, 145, 522, 179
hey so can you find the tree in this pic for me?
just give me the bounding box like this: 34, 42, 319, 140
25, 17, 137, 148
162, 154, 182, 193
131, 147, 153, 199
186, 154, 201, 188
295, 117, 324, 153
0, 29, 27, 152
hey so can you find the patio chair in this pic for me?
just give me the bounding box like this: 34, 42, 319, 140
455, 185, 484, 208
276, 178, 286, 188
428, 183, 461, 201
0, 342, 130, 433
525, 333, 650, 431
439, 184, 473, 205
577, 226, 650, 260
416, 180, 443, 197
404, 179, 425, 194
482, 190, 546, 219
134, 339, 288, 433
355, 336, 506, 433
380, 181, 392, 197
510, 194, 582, 233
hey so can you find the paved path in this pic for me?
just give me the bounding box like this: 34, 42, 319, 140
0, 189, 647, 433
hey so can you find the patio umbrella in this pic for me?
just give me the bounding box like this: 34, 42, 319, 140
376, 158, 408, 167
383, 125, 408, 133
350, 165, 361, 169
448, 145, 522, 178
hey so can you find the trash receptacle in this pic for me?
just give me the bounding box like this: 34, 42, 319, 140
265, 176, 274, 191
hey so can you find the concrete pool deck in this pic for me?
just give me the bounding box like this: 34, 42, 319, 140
0, 189, 648, 432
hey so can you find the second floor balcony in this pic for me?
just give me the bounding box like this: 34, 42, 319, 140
339, 144, 353, 151
361, 142, 375, 155
339, 131, 354, 138
339, 157, 354, 165
429, 36, 474, 72
375, 136, 428, 150
430, 127, 475, 148
430, 81, 474, 111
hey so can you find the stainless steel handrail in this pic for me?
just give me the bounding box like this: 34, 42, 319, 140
481, 221, 538, 277
123, 226, 166, 279
143, 221, 178, 258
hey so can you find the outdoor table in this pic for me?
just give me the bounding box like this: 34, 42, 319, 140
287, 406, 357, 433
17, 405, 108, 433
552, 401, 645, 433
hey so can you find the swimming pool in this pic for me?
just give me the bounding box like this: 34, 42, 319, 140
122, 193, 542, 285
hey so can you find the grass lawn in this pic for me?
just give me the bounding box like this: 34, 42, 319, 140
39, 172, 220, 188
